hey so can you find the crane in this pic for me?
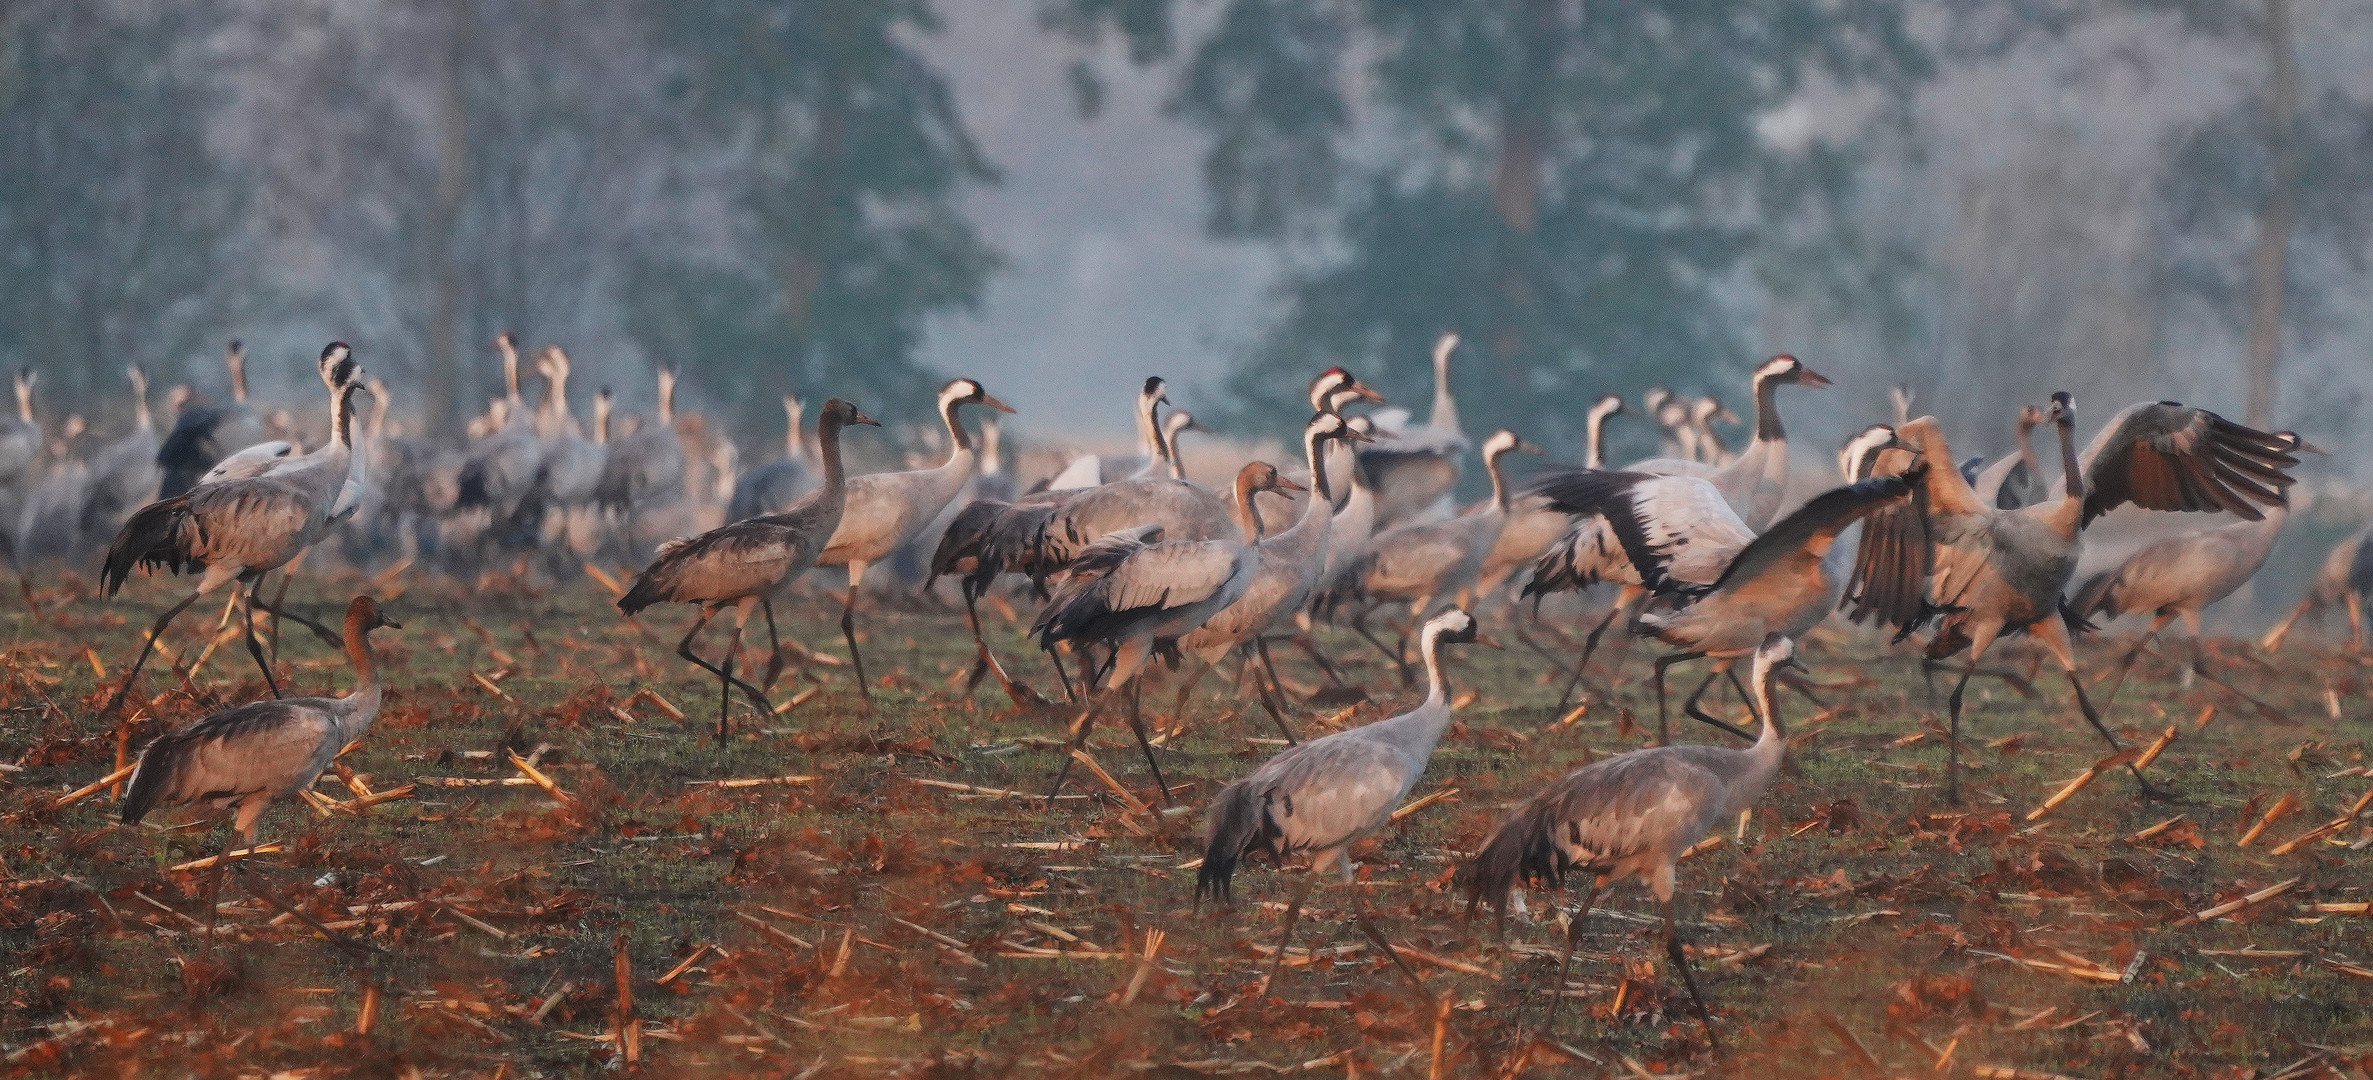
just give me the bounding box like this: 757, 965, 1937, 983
2259, 525, 2372, 652
2070, 431, 2323, 718
727, 394, 816, 521
1461, 633, 1800, 1052
618, 399, 876, 742
1033, 462, 1303, 801
1970, 405, 2049, 509
77, 366, 164, 552
157, 341, 266, 499
1474, 394, 1625, 599
1844, 393, 2300, 802
99, 344, 369, 715
1359, 332, 1468, 529
1199, 608, 1489, 991
596, 365, 686, 555
815, 378, 1013, 705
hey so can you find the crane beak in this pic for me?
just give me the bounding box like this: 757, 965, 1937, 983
378, 614, 404, 630
1797, 366, 1834, 387
2295, 438, 2329, 455
1472, 632, 1504, 650
978, 393, 1016, 414
1353, 382, 1386, 404
1339, 426, 1377, 444
1270, 476, 1307, 494
1516, 439, 1545, 455
852, 410, 882, 427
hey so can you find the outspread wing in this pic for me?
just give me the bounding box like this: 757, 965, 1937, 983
1710, 471, 1918, 595
1531, 469, 1752, 596
1841, 448, 1937, 632
2075, 402, 2297, 527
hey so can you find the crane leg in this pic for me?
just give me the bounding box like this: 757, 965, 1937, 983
1121, 678, 1172, 804
1252, 638, 1302, 745
2348, 591, 2366, 654
1348, 608, 1409, 685
1678, 667, 1755, 742
2060, 671, 2169, 800
717, 618, 744, 745
675, 608, 769, 736
1045, 689, 1108, 800
2189, 649, 2285, 722
1284, 633, 1347, 687
1662, 899, 1722, 1055
2093, 617, 2169, 712
1169, 658, 1213, 727
1045, 645, 1077, 704
100, 590, 205, 717
839, 563, 873, 708
1777, 669, 1828, 710
759, 597, 785, 692
1348, 903, 1430, 1007
2259, 595, 2314, 652
1652, 651, 1709, 746
1265, 871, 1322, 992
1554, 603, 1626, 714
1531, 882, 1601, 1045
238, 581, 284, 700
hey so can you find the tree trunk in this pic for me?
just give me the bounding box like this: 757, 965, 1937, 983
424, 0, 473, 439
2244, 0, 2298, 430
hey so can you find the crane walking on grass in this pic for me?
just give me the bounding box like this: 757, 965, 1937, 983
1198, 608, 1490, 992
618, 399, 876, 742
1461, 632, 1802, 1054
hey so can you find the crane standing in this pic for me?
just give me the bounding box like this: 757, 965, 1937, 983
1461, 633, 1802, 1052
618, 399, 876, 743
99, 344, 369, 715
1199, 608, 1489, 991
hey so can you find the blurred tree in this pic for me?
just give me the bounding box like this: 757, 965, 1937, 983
1049, 0, 1928, 450
627, 0, 1001, 437
0, 1, 252, 404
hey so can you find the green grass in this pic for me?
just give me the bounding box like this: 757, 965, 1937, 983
1, 570, 2369, 1077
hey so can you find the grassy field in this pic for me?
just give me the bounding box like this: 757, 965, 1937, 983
1, 568, 2369, 1079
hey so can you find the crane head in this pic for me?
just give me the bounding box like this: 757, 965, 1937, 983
1758, 353, 1831, 388
1309, 366, 1385, 414
346, 595, 402, 632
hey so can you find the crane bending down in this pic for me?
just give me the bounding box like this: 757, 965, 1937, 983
1033, 462, 1303, 802
1199, 608, 1488, 991
816, 379, 1013, 706
1461, 632, 1800, 1052
618, 399, 875, 743
2259, 525, 2372, 652
2069, 431, 2324, 718
99, 344, 369, 715
1846, 393, 2300, 802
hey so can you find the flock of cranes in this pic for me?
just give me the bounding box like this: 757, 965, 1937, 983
24, 328, 2355, 1052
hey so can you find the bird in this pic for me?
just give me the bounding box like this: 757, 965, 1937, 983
1049, 399, 1207, 489
121, 594, 401, 845
1461, 633, 1800, 1052
1643, 386, 1698, 463
1034, 461, 1304, 801
1473, 393, 1625, 599
596, 364, 687, 553
454, 333, 547, 551
1627, 355, 1830, 531
1844, 393, 2301, 802
2259, 525, 2372, 653
1359, 331, 1469, 530
1172, 411, 1374, 736
815, 378, 1014, 704
1687, 395, 1740, 465
727, 394, 817, 521
2069, 431, 2324, 718
1525, 429, 1916, 741
516, 345, 605, 553
1327, 429, 1539, 682
1970, 405, 2051, 510
13, 411, 89, 570
98, 344, 369, 715
617, 398, 876, 742
76, 366, 164, 551
1198, 607, 1489, 991
156, 341, 267, 499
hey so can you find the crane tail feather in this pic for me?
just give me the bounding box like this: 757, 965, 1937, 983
1197, 780, 1267, 906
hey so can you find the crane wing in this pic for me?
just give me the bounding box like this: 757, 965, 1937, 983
1242, 737, 1409, 853
1710, 471, 1918, 595
2073, 402, 2297, 527
1841, 450, 1937, 632
1531, 469, 1750, 595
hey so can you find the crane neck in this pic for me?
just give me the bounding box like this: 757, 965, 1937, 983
228, 351, 248, 404
1230, 472, 1268, 544
815, 412, 853, 495
1431, 343, 1460, 433
2014, 417, 2038, 471
342, 609, 382, 693
1751, 370, 1785, 445
1136, 393, 1165, 466
502, 348, 521, 407
1737, 653, 1788, 799
784, 400, 806, 461
1160, 419, 1187, 481
1583, 408, 1610, 470
132, 383, 153, 435
980, 417, 1003, 477
1417, 623, 1454, 712
1485, 446, 1511, 512
2054, 414, 2083, 513
656, 376, 674, 427
593, 396, 611, 445
1303, 427, 1333, 505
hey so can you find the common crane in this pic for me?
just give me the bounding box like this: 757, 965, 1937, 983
617, 399, 876, 742
1462, 633, 1800, 1051
156, 342, 266, 499
1359, 332, 1469, 529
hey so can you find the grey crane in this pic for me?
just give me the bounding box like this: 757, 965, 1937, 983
2070, 431, 2324, 717
1051, 403, 1206, 489
454, 333, 547, 549
98, 344, 369, 715
1642, 386, 1696, 463
596, 365, 686, 552
1527, 430, 1914, 741
1462, 633, 1800, 1051
2259, 524, 2372, 652
815, 378, 1013, 704
508, 345, 605, 554
76, 366, 164, 551
1845, 393, 2300, 802
121, 594, 400, 843
1970, 405, 2050, 510
1328, 429, 1538, 682
1687, 395, 1740, 466
1474, 394, 1625, 599
1173, 411, 1373, 736
1199, 607, 1488, 990
14, 411, 88, 569
727, 394, 817, 521
618, 399, 875, 742
157, 342, 267, 499
1035, 461, 1304, 801
1359, 332, 1469, 530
